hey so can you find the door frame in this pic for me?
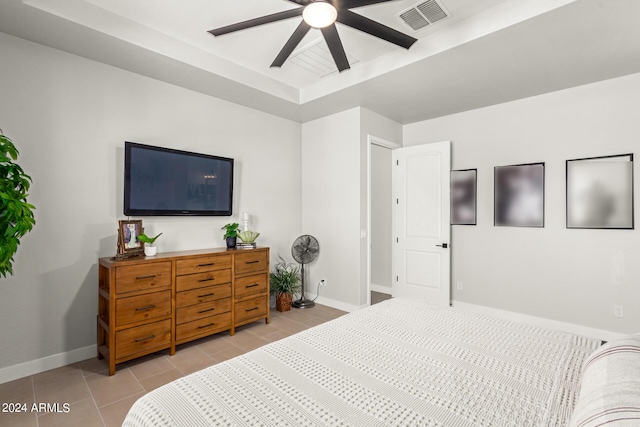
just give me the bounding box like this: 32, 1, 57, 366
366, 135, 401, 306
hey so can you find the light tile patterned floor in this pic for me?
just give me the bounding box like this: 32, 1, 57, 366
0, 304, 345, 427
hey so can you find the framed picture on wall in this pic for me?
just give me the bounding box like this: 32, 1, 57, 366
494, 162, 545, 227
566, 154, 634, 229
451, 169, 477, 225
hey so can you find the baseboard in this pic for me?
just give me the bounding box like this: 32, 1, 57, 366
370, 284, 392, 295
0, 344, 97, 385
305, 293, 364, 313
453, 301, 626, 342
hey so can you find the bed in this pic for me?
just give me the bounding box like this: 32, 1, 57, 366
123, 298, 603, 427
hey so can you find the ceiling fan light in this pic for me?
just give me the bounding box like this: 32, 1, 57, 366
303, 1, 338, 29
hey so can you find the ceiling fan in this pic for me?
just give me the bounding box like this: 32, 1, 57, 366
208, 0, 417, 73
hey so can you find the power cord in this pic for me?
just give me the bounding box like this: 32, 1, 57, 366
310, 279, 325, 302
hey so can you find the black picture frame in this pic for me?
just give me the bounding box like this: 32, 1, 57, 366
566, 154, 634, 229
451, 169, 477, 225
494, 162, 545, 227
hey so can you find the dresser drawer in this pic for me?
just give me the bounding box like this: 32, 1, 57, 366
234, 296, 268, 324
176, 269, 231, 292
176, 255, 232, 276
176, 283, 231, 308
176, 312, 232, 342
116, 319, 171, 360
115, 262, 171, 294
116, 290, 171, 327
235, 273, 268, 299
234, 251, 268, 276
176, 298, 231, 325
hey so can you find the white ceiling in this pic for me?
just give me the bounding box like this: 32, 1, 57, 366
1, 0, 639, 124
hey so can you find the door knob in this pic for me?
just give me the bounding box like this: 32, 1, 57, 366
436, 243, 448, 248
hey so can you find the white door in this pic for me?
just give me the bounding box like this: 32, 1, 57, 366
393, 141, 451, 305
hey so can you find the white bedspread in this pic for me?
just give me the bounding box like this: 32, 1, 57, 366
123, 298, 600, 427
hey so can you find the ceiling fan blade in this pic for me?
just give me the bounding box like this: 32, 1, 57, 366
339, 0, 394, 9
208, 8, 302, 36
321, 24, 350, 72
337, 9, 416, 49
271, 21, 311, 68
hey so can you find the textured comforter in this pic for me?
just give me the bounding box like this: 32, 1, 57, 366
123, 298, 600, 426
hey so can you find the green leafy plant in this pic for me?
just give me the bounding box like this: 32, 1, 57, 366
137, 232, 162, 246
270, 255, 301, 297
0, 133, 35, 278
221, 223, 240, 239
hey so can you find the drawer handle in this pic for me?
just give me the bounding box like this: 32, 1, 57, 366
135, 304, 156, 311
198, 277, 215, 283
246, 260, 260, 264
198, 322, 215, 329
198, 263, 215, 267
135, 274, 156, 280
199, 308, 215, 314
135, 334, 156, 342
246, 284, 259, 288
246, 307, 259, 312
198, 292, 215, 298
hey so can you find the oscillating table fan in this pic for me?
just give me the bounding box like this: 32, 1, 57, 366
291, 235, 320, 309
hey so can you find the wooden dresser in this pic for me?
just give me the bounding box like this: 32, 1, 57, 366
98, 247, 269, 375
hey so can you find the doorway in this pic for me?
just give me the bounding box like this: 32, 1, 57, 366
367, 136, 400, 306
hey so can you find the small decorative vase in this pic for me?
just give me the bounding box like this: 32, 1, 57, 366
276, 293, 292, 312
144, 245, 157, 257
226, 236, 237, 249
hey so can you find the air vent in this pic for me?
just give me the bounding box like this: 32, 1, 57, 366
290, 39, 359, 77
398, 0, 450, 32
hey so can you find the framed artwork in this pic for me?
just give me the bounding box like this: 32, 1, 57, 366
494, 162, 545, 227
451, 169, 477, 225
566, 154, 634, 229
118, 220, 144, 256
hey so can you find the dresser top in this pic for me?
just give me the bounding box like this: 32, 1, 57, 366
99, 247, 269, 267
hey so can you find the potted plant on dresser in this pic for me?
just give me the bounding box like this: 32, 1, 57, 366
222, 223, 240, 248
137, 232, 162, 257
270, 256, 301, 312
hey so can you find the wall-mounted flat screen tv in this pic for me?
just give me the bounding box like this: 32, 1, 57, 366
124, 142, 234, 216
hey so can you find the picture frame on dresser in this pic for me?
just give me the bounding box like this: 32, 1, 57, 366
117, 219, 144, 256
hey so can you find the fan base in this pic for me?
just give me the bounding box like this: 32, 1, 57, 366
292, 299, 315, 309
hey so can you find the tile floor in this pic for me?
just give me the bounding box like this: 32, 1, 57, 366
0, 304, 345, 427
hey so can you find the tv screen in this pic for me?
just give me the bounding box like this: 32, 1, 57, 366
124, 142, 234, 216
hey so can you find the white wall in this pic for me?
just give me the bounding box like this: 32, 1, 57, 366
301, 108, 362, 309
370, 145, 393, 293
404, 72, 640, 334
0, 32, 302, 377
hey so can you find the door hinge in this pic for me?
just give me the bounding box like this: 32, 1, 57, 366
396, 276, 398, 282
396, 198, 399, 204
396, 160, 399, 166
396, 237, 399, 243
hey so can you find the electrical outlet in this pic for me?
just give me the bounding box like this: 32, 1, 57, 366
320, 278, 327, 287
614, 305, 624, 318
456, 281, 463, 290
